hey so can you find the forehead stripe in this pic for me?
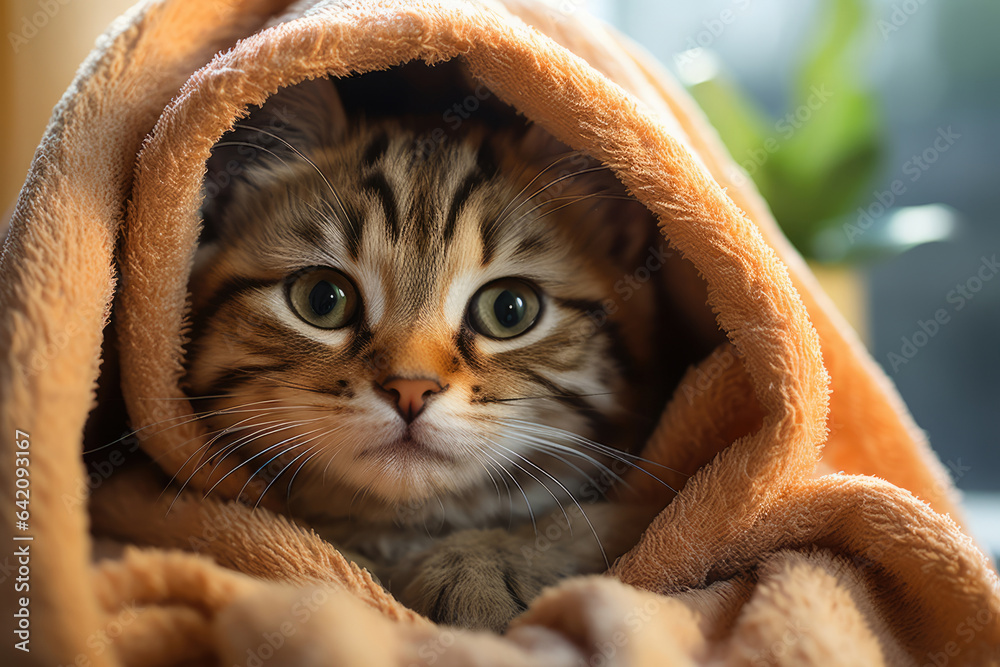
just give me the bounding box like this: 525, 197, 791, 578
360, 131, 390, 167
443, 168, 486, 245
362, 171, 400, 244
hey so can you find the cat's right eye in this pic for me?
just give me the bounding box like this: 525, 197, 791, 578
287, 267, 360, 329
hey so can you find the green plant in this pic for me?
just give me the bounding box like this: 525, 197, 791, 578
681, 0, 954, 263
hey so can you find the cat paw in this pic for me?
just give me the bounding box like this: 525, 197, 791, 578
396, 529, 570, 632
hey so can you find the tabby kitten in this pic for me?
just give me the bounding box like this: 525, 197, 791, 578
185, 76, 671, 631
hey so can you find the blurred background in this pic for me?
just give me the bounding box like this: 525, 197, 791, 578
594, 0, 1000, 557
2, 0, 997, 555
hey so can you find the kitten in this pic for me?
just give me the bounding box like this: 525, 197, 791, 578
184, 75, 672, 631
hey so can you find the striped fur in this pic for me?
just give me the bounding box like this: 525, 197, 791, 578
184, 76, 670, 629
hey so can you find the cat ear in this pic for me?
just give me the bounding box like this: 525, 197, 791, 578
246, 76, 348, 149
578, 188, 659, 272
518, 120, 574, 162
517, 121, 657, 269
200, 77, 347, 241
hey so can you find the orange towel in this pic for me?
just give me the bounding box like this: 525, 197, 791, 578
1, 1, 996, 665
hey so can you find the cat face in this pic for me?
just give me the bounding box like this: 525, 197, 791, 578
185, 78, 664, 521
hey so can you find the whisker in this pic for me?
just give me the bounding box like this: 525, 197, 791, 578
475, 441, 537, 537
245, 428, 333, 509
232, 124, 354, 229
214, 141, 295, 169
285, 447, 327, 508
482, 391, 614, 403
156, 410, 310, 503
491, 440, 610, 570
499, 420, 680, 495
493, 165, 609, 230
165, 416, 323, 514
474, 453, 504, 505
505, 419, 688, 475
257, 377, 337, 395
506, 191, 631, 231
201, 425, 326, 503
502, 435, 621, 499
255, 443, 321, 511
488, 439, 571, 531
490, 150, 585, 231
262, 441, 333, 511
138, 394, 243, 401
499, 424, 628, 484
470, 448, 515, 527
84, 398, 296, 453
203, 417, 325, 483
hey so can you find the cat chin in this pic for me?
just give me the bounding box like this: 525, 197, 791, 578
354, 458, 487, 505
355, 433, 457, 466
288, 448, 491, 516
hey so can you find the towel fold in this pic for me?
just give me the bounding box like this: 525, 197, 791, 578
1, 1, 997, 665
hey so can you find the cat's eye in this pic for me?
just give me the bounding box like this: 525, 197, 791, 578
287, 267, 359, 329
468, 278, 541, 339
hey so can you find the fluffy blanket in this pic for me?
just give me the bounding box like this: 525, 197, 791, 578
1, 0, 997, 665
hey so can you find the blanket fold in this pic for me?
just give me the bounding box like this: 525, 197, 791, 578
1, 0, 997, 665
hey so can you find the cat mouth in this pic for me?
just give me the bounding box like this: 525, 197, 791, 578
357, 433, 455, 464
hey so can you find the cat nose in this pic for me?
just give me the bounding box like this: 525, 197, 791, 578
378, 377, 444, 423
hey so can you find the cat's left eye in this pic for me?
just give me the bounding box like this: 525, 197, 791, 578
468, 278, 541, 339
287, 267, 359, 329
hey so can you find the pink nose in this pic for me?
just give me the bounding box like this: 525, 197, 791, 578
379, 377, 444, 423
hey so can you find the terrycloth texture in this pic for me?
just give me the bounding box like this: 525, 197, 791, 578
1, 1, 997, 666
